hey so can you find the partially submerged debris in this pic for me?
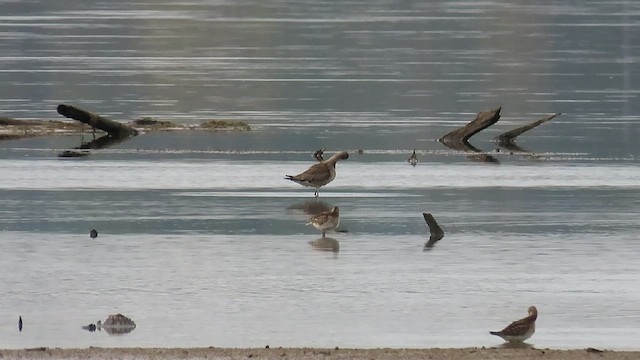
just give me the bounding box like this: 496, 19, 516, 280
439, 107, 502, 146
423, 213, 445, 251
200, 119, 251, 131
438, 108, 501, 163
57, 104, 138, 138
95, 313, 136, 335
132, 117, 177, 128
1, 117, 86, 140
494, 113, 561, 152
1, 107, 253, 143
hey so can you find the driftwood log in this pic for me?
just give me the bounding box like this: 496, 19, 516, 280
439, 107, 501, 145
57, 104, 138, 138
423, 213, 445, 251
494, 113, 561, 152
438, 107, 501, 163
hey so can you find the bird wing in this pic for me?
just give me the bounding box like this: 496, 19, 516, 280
497, 315, 535, 336
292, 163, 331, 183
310, 213, 330, 225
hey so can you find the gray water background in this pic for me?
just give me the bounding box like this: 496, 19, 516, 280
0, 0, 639, 350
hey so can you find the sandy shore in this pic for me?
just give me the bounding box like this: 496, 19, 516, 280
0, 347, 638, 360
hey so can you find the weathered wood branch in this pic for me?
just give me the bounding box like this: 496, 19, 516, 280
56, 104, 138, 138
494, 113, 561, 146
437, 107, 501, 163
423, 212, 445, 251
439, 107, 502, 145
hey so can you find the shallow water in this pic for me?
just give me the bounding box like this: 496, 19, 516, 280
1, 0, 639, 351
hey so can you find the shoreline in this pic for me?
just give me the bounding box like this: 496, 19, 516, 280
1, 347, 639, 360
0, 118, 252, 141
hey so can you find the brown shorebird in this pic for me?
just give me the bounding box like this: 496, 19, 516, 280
285, 151, 349, 198
408, 149, 418, 166
490, 306, 538, 342
306, 206, 340, 237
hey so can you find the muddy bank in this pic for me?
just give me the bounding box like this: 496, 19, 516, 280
0, 117, 251, 141
0, 347, 636, 360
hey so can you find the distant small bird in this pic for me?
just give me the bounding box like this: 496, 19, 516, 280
312, 148, 325, 162
408, 149, 418, 166
306, 206, 340, 237
490, 306, 538, 343
19, 316, 22, 331
90, 229, 98, 239
423, 213, 445, 250
285, 151, 349, 198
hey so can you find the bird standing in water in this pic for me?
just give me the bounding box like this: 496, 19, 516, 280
285, 151, 349, 198
306, 206, 340, 237
490, 306, 538, 343
19, 316, 23, 331
408, 149, 418, 166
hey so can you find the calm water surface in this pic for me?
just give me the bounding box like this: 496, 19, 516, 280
1, 0, 639, 351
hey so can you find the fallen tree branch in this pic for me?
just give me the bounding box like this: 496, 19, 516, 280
57, 104, 138, 138
439, 107, 502, 145
494, 112, 561, 147
423, 213, 445, 251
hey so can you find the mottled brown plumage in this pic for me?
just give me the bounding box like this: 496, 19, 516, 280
490, 306, 537, 343
285, 151, 349, 198
306, 206, 340, 237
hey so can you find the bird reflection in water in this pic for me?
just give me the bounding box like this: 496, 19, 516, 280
287, 200, 332, 216
309, 236, 340, 253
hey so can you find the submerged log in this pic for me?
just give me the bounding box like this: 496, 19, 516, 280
56, 104, 138, 138
423, 213, 445, 251
494, 113, 561, 151
439, 107, 501, 145
438, 107, 501, 163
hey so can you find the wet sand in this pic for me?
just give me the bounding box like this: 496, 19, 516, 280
0, 347, 638, 360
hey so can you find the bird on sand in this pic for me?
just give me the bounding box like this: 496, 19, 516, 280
285, 151, 349, 198
90, 229, 98, 239
490, 306, 538, 343
408, 149, 418, 166
306, 206, 340, 237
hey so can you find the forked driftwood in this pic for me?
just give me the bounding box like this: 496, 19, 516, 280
438, 107, 502, 163
423, 213, 445, 251
494, 113, 561, 152
57, 104, 138, 138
